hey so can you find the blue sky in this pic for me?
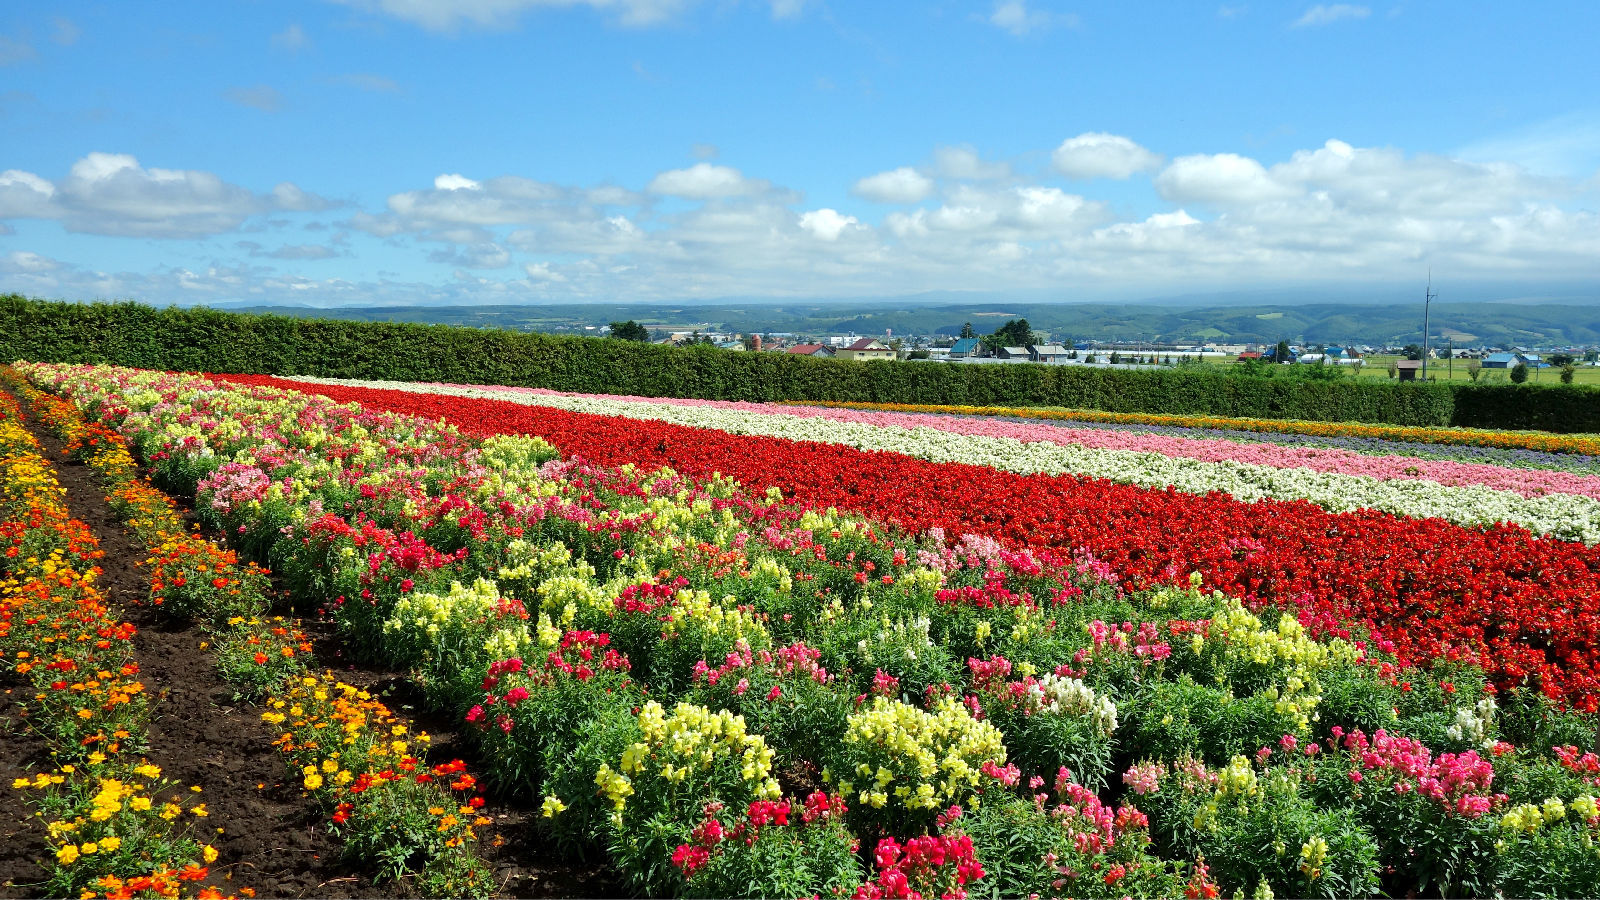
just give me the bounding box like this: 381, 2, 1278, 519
2, 0, 1597, 307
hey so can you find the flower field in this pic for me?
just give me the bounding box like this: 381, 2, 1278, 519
272, 378, 1600, 540
10, 361, 1600, 898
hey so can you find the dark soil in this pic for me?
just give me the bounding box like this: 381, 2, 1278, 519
2, 405, 623, 898
0, 669, 55, 898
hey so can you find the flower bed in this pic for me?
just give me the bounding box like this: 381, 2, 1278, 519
207, 371, 1600, 711
255, 377, 1600, 541
0, 385, 229, 898
5, 368, 493, 897
787, 400, 1600, 456
21, 362, 1600, 898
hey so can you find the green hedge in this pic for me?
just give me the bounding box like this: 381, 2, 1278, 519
5, 294, 1596, 432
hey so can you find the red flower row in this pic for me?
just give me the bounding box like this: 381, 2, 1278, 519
212, 375, 1600, 710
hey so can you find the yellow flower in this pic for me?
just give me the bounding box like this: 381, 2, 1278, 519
79, 842, 98, 855
303, 773, 324, 790
130, 797, 151, 812
203, 845, 219, 863
160, 802, 182, 820
56, 845, 80, 865
98, 836, 121, 852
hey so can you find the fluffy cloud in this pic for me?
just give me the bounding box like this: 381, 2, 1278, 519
853, 167, 934, 204
1291, 4, 1369, 27
798, 208, 860, 241
1052, 133, 1163, 179
0, 152, 331, 238
647, 163, 767, 199
1156, 152, 1299, 206
433, 173, 481, 191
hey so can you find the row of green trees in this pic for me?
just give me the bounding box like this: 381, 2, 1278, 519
3, 295, 1597, 433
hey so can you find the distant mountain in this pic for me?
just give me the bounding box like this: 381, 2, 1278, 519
230, 298, 1600, 347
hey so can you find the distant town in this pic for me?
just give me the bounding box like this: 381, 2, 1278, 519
609, 318, 1600, 382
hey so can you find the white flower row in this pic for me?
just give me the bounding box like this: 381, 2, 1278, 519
286, 377, 1600, 544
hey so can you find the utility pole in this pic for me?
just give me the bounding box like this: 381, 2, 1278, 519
1422, 271, 1437, 381
1448, 338, 1453, 380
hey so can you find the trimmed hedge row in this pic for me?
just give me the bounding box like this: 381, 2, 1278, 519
4, 294, 1596, 432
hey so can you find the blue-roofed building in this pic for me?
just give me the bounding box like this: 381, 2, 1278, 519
949, 337, 983, 359
1483, 351, 1548, 369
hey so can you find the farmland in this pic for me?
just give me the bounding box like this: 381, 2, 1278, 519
6, 360, 1600, 899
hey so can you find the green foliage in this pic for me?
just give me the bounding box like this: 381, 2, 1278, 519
7, 294, 1600, 431
609, 320, 651, 341
1511, 362, 1530, 383
980, 317, 1034, 351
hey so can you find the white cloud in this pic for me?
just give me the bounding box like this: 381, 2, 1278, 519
853, 167, 934, 204
798, 208, 860, 241
11, 135, 1600, 307
0, 152, 331, 238
0, 170, 58, 217
933, 146, 1012, 180
1291, 4, 1370, 27
434, 173, 482, 191
647, 163, 766, 198
987, 0, 1077, 36
5, 250, 61, 273
272, 182, 331, 211
224, 85, 284, 113
1156, 152, 1299, 206
523, 261, 567, 281
1011, 186, 1094, 228
272, 23, 310, 51
329, 0, 695, 32
1052, 133, 1164, 179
